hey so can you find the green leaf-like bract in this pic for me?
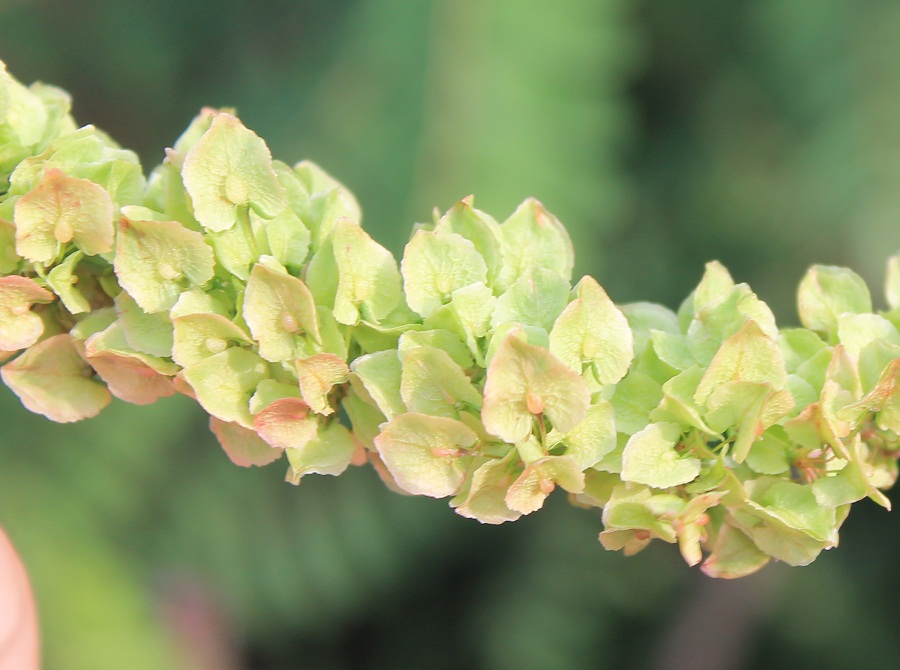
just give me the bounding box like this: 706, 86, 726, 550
375, 412, 477, 498
115, 211, 214, 314
482, 333, 590, 444
181, 112, 286, 232
3, 60, 900, 579
14, 167, 114, 264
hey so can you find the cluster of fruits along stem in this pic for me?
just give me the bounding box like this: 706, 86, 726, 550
2, 61, 899, 578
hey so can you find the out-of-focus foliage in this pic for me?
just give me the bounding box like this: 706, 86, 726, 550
610, 0, 900, 317
2, 1, 900, 669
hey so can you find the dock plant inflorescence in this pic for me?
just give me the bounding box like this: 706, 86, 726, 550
3, 61, 900, 578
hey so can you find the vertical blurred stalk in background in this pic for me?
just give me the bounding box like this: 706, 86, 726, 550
297, 0, 638, 271
408, 0, 637, 279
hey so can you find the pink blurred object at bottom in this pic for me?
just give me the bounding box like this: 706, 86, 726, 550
0, 529, 38, 670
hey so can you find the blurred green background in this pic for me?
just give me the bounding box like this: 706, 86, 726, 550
3, 1, 900, 668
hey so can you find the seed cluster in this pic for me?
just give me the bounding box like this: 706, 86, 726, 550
2, 62, 899, 577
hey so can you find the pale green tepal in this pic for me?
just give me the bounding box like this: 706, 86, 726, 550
549, 274, 633, 385
798, 265, 872, 341
0, 276, 54, 351
482, 333, 590, 445
181, 112, 286, 232
243, 260, 320, 362
401, 228, 488, 318
621, 421, 701, 489
14, 168, 114, 264
1, 334, 111, 423
374, 412, 478, 498
114, 208, 215, 314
